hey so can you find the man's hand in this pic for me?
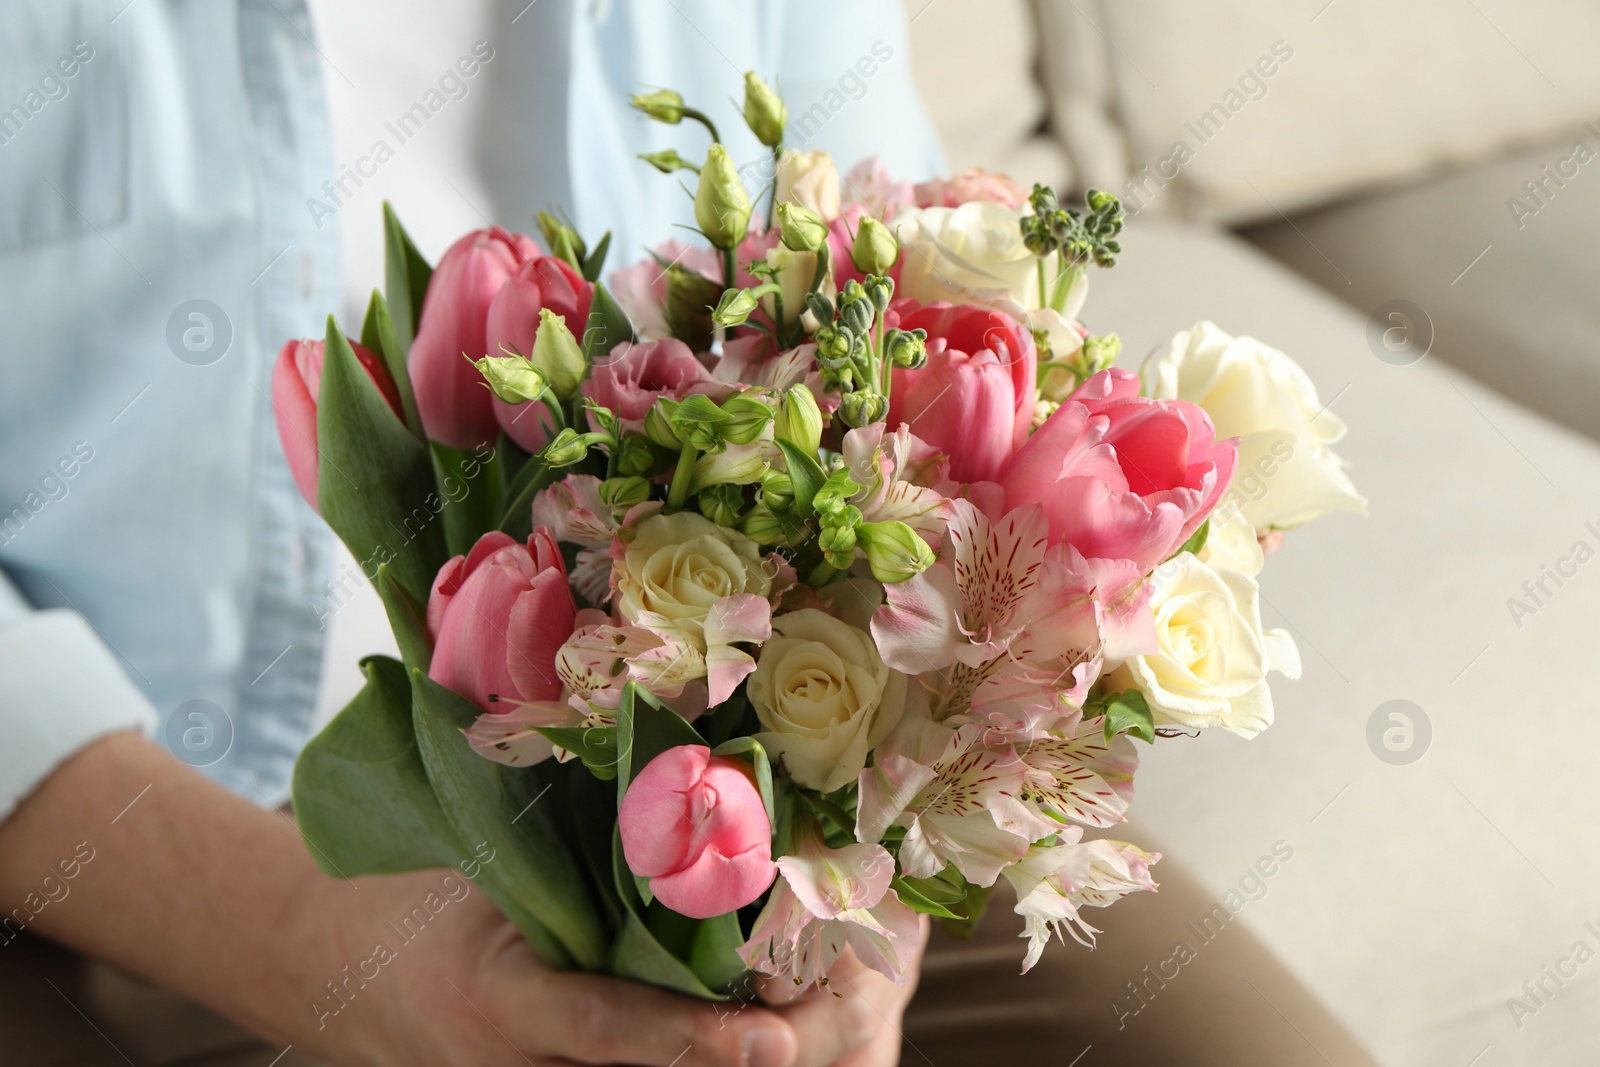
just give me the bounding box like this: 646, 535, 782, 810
0, 732, 925, 1067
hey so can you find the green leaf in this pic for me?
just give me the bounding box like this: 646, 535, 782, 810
581, 231, 613, 283
358, 288, 423, 439
383, 201, 433, 352
410, 670, 607, 970
431, 441, 505, 557
775, 439, 827, 515
608, 828, 724, 999
533, 725, 620, 781
1098, 689, 1156, 745
317, 316, 448, 604
1171, 518, 1209, 561
291, 655, 466, 876
710, 737, 776, 830
582, 281, 636, 361
615, 682, 705, 802
687, 911, 748, 992
936, 881, 995, 940
374, 563, 433, 673
890, 875, 968, 921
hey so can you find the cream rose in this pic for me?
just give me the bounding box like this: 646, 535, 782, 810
1105, 554, 1299, 738
1152, 322, 1367, 530
1198, 502, 1265, 577
775, 150, 841, 222
749, 609, 906, 792
614, 512, 772, 648
892, 201, 1038, 308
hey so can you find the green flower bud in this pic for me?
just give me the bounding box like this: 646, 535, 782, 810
838, 391, 887, 429
599, 475, 651, 513
739, 504, 787, 545
695, 442, 771, 487
741, 71, 787, 148
885, 327, 929, 370
670, 394, 734, 452
529, 309, 587, 401
474, 354, 548, 405
818, 521, 859, 570
775, 202, 828, 254
645, 399, 683, 450
839, 294, 874, 335
1081, 332, 1122, 374
759, 469, 794, 512
711, 286, 764, 328
631, 88, 685, 124
638, 148, 699, 175
856, 520, 936, 584
664, 265, 722, 350
542, 428, 592, 467
851, 216, 900, 276
774, 383, 823, 455
698, 483, 745, 527
815, 324, 853, 366
863, 274, 894, 313
615, 432, 664, 477
804, 291, 835, 324
695, 144, 753, 250
720, 394, 776, 446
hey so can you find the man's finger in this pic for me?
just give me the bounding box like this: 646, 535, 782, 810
511, 969, 799, 1067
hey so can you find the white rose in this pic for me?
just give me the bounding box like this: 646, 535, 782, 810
615, 512, 772, 648
749, 609, 906, 792
1198, 501, 1264, 576
1152, 322, 1367, 530
892, 201, 1039, 308
775, 150, 841, 222
1105, 554, 1299, 738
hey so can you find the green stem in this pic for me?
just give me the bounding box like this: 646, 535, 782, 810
805, 560, 841, 587
766, 144, 784, 231
681, 107, 722, 146
721, 245, 737, 297
666, 444, 699, 510
875, 312, 890, 399
1036, 258, 1049, 309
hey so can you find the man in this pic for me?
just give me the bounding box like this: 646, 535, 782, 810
0, 3, 1377, 1064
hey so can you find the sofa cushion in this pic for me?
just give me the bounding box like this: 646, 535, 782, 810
1035, 0, 1600, 224
1243, 133, 1600, 444
1092, 218, 1600, 1065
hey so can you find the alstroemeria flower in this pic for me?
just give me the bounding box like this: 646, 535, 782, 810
841, 423, 952, 548
738, 824, 921, 991
1001, 833, 1160, 972
531, 474, 662, 605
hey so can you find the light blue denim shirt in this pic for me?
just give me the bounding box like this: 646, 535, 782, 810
0, 0, 942, 817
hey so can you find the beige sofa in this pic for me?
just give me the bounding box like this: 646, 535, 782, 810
908, 3, 1600, 1064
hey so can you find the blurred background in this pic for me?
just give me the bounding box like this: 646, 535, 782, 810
6, 1, 1600, 1064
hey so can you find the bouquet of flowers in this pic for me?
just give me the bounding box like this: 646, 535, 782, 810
278, 71, 1364, 998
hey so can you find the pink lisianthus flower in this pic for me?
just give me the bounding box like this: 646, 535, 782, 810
738, 821, 922, 991
427, 528, 578, 767
1001, 368, 1238, 573
913, 168, 1029, 210
842, 156, 915, 217
583, 338, 722, 434
485, 253, 594, 451
618, 745, 776, 919
607, 239, 723, 341
885, 300, 1037, 484
409, 227, 540, 449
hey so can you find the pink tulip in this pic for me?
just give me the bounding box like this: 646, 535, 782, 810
427, 528, 576, 715
1000, 368, 1237, 572
270, 337, 404, 512
618, 745, 776, 919
485, 255, 595, 451
409, 227, 540, 449
886, 301, 1037, 484
582, 338, 719, 434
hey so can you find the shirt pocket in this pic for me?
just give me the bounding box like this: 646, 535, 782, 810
0, 2, 128, 253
